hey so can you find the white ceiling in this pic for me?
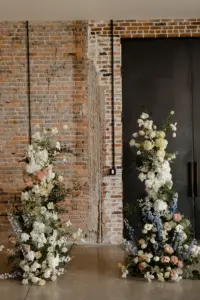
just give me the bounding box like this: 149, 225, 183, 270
1, 0, 200, 21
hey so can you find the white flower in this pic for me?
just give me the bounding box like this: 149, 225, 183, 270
153, 256, 160, 262
142, 229, 147, 234
63, 125, 68, 130
23, 265, 30, 272
52, 127, 59, 135
144, 272, 154, 282
138, 250, 144, 256
144, 224, 153, 231
155, 138, 168, 150
150, 238, 156, 244
137, 151, 141, 155
26, 251, 35, 262
56, 141, 61, 150
141, 244, 147, 249
138, 173, 146, 182
66, 220, 72, 227
147, 171, 155, 180
129, 139, 135, 147
122, 270, 129, 278
172, 133, 176, 138
164, 272, 170, 278
132, 132, 138, 138
21, 233, 30, 242
32, 132, 41, 141
38, 279, 46, 286
139, 130, 145, 136
134, 257, 139, 264
41, 207, 47, 215
141, 113, 149, 120
143, 140, 153, 151
144, 120, 153, 130
149, 131, 156, 139
62, 247, 68, 253
175, 224, 184, 232
137, 119, 144, 127
47, 202, 54, 210
22, 279, 29, 285
170, 110, 174, 115
135, 143, 140, 148
31, 277, 39, 284
154, 200, 168, 212
157, 273, 165, 282
44, 268, 52, 279
156, 150, 165, 157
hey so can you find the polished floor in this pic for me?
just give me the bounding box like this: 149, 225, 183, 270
1, 245, 200, 300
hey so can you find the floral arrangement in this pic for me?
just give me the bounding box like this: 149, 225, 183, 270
0, 126, 83, 285
119, 111, 200, 282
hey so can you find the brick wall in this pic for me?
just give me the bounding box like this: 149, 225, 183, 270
0, 21, 101, 242
1, 19, 200, 244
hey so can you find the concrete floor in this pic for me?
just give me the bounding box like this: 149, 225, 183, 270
1, 245, 200, 300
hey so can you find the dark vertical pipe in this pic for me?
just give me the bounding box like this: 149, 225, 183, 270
26, 21, 32, 144
109, 20, 116, 175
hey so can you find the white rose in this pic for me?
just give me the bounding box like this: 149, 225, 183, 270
138, 250, 144, 256
153, 256, 160, 262
135, 143, 140, 148
154, 200, 168, 212
155, 138, 168, 150
142, 229, 147, 234
141, 244, 147, 249
139, 130, 145, 136
132, 133, 138, 138
170, 111, 174, 115
31, 277, 39, 284
62, 247, 68, 253
156, 131, 166, 138
137, 151, 141, 155
143, 140, 153, 151
144, 224, 153, 231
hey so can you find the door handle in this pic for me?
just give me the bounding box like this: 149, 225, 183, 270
188, 162, 194, 197
194, 162, 198, 197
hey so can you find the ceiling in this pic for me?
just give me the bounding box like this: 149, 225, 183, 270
1, 0, 200, 21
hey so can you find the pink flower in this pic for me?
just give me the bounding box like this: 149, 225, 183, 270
160, 256, 170, 263
171, 270, 178, 281
173, 213, 182, 222
177, 260, 184, 268
170, 256, 179, 265
164, 246, 174, 255
37, 171, 46, 181
138, 262, 148, 271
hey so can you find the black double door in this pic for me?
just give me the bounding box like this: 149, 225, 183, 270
122, 39, 200, 239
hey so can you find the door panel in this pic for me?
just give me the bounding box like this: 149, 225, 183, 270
122, 39, 194, 238
191, 39, 200, 239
